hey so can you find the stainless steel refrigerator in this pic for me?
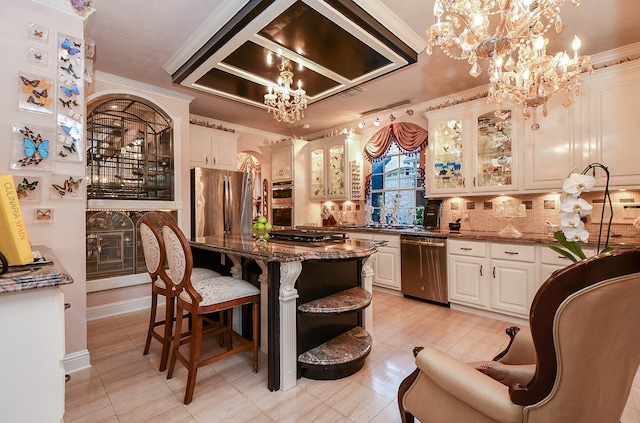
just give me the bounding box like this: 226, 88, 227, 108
190, 167, 253, 237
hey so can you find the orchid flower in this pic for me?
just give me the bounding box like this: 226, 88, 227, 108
562, 226, 590, 243
562, 173, 595, 196
560, 197, 593, 215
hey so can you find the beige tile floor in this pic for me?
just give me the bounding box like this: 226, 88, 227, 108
65, 291, 640, 422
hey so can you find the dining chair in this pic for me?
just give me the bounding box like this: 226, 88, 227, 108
139, 218, 221, 372
162, 220, 260, 404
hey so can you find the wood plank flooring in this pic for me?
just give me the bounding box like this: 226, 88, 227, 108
65, 291, 640, 422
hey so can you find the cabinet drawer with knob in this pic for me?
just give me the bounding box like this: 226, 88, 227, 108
490, 243, 535, 262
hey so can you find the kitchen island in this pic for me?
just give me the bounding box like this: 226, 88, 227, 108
189, 233, 379, 391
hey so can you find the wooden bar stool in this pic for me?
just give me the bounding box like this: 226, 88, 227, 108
162, 221, 260, 404
139, 219, 221, 372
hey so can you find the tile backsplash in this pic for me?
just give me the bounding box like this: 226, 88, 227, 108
440, 190, 640, 238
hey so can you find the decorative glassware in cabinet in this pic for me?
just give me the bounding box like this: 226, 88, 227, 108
328, 144, 345, 196
310, 147, 325, 198
432, 120, 463, 189
350, 160, 361, 200
476, 110, 512, 187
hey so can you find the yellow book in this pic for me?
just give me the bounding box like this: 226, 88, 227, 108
0, 175, 33, 265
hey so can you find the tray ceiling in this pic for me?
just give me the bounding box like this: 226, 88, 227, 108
170, 0, 418, 109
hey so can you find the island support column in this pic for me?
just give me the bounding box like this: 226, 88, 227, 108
278, 261, 301, 391
361, 254, 374, 330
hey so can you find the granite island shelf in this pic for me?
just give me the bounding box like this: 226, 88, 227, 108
189, 234, 379, 391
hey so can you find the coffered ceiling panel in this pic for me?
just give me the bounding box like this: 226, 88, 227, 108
171, 0, 418, 109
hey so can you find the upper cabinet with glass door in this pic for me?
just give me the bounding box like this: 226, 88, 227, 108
425, 99, 519, 196
474, 107, 516, 192
309, 134, 357, 201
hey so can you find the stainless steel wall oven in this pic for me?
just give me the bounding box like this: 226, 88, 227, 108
272, 180, 293, 229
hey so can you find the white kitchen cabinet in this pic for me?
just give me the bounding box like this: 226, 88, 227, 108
425, 99, 518, 196
448, 239, 490, 308
189, 124, 238, 170
490, 243, 535, 318
309, 133, 359, 201
538, 245, 595, 290
581, 60, 640, 188
271, 141, 293, 181
0, 287, 66, 422
449, 240, 535, 319
345, 232, 401, 291
372, 233, 401, 291
522, 95, 583, 191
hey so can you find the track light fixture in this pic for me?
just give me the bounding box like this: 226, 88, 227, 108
358, 120, 365, 129
373, 117, 380, 126
389, 113, 396, 122
406, 108, 414, 116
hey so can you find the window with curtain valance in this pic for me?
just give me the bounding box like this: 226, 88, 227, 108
363, 122, 428, 226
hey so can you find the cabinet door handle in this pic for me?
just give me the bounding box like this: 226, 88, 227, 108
480, 265, 483, 276
473, 176, 476, 187
205, 156, 208, 165
462, 177, 465, 187
460, 247, 472, 251
493, 267, 496, 278
214, 157, 217, 165
505, 251, 519, 255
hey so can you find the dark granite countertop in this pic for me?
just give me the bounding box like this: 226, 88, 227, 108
0, 246, 74, 294
298, 226, 640, 249
190, 233, 378, 263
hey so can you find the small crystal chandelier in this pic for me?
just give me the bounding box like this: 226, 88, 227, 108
264, 58, 307, 124
425, 0, 593, 129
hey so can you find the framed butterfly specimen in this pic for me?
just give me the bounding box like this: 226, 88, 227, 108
34, 208, 54, 223
18, 71, 54, 115
51, 176, 83, 199
11, 122, 54, 171
58, 33, 83, 63
28, 23, 49, 44
28, 47, 48, 67
13, 176, 41, 202
56, 114, 83, 162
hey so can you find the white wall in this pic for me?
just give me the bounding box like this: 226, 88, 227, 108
1, 0, 89, 363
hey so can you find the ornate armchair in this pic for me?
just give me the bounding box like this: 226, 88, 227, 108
398, 247, 640, 423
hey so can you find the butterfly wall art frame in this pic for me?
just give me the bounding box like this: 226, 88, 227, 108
13, 175, 42, 202
28, 22, 49, 44
58, 34, 84, 102
56, 114, 83, 162
34, 208, 54, 223
11, 122, 54, 171
51, 175, 84, 199
18, 71, 54, 115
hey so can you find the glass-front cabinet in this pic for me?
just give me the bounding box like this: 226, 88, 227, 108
309, 134, 357, 201
426, 99, 518, 195
475, 110, 513, 189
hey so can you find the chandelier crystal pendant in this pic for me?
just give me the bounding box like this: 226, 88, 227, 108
425, 0, 593, 129
264, 58, 307, 124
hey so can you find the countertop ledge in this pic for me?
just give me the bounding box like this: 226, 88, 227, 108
297, 226, 640, 248
0, 246, 74, 294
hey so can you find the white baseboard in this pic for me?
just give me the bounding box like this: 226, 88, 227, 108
63, 349, 91, 374
87, 296, 164, 321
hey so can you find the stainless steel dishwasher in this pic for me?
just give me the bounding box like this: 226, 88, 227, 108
400, 234, 448, 305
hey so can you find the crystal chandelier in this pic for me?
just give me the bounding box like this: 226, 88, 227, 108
264, 58, 307, 124
425, 0, 593, 129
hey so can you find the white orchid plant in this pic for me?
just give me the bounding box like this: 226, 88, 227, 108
550, 166, 614, 262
